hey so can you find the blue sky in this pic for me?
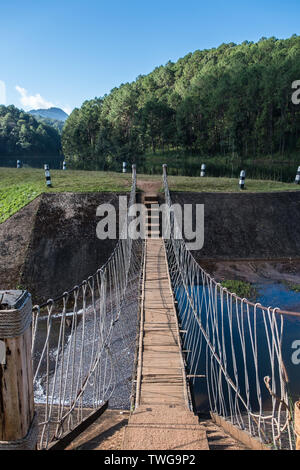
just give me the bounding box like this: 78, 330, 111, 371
0, 0, 299, 115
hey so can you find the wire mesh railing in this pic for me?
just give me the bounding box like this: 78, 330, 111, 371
162, 164, 297, 450
31, 165, 144, 449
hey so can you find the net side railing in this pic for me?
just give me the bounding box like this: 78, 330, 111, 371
162, 164, 296, 450
31, 165, 144, 449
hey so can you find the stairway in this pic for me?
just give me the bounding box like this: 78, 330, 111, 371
144, 194, 161, 238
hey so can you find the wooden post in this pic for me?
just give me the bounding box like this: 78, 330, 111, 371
0, 290, 36, 450
295, 401, 300, 450
132, 163, 136, 182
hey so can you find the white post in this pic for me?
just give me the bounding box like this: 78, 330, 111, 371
200, 163, 206, 177
132, 164, 136, 182
239, 170, 246, 189
123, 162, 127, 173
16, 160, 21, 169
44, 164, 52, 187
63, 161, 66, 171
295, 166, 300, 184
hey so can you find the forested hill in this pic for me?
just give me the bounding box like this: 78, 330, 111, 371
28, 114, 65, 134
28, 107, 69, 134
29, 107, 68, 122
0, 105, 61, 160
62, 35, 300, 171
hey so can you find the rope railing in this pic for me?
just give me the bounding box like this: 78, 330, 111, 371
31, 165, 144, 449
162, 164, 296, 450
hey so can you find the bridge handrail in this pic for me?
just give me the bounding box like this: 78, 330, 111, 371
31, 164, 143, 449
162, 163, 296, 450
33, 164, 137, 311
162, 164, 300, 317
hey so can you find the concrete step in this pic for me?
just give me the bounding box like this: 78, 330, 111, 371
129, 405, 200, 425
123, 406, 208, 450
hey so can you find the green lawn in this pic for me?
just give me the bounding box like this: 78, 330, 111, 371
1, 167, 300, 224
0, 168, 132, 223
166, 175, 300, 193
138, 173, 300, 192
221, 280, 257, 300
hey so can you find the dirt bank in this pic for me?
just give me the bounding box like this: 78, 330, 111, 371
170, 191, 300, 261
0, 197, 41, 290
137, 179, 162, 194
200, 259, 300, 285
21, 192, 128, 303
0, 192, 127, 303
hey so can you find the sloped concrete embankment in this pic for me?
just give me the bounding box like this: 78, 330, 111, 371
0, 192, 126, 303
169, 191, 300, 261
0, 197, 40, 290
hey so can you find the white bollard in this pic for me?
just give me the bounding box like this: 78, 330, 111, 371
122, 162, 127, 173
295, 166, 300, 184
44, 164, 52, 187
17, 160, 21, 168
200, 163, 206, 177
63, 161, 67, 171
239, 170, 246, 189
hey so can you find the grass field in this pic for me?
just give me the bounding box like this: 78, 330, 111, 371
0, 168, 132, 223
166, 175, 300, 193
1, 167, 300, 224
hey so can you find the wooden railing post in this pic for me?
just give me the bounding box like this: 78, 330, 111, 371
0, 290, 37, 450
295, 401, 300, 450
132, 163, 136, 182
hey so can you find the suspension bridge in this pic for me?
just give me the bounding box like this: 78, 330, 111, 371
0, 164, 299, 450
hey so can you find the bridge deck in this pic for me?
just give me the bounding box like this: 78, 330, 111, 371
138, 238, 189, 406
122, 194, 208, 450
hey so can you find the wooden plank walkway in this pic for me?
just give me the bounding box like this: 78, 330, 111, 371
137, 238, 189, 407
122, 193, 209, 450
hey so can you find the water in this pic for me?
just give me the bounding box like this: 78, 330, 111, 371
0, 155, 64, 169
136, 153, 299, 182
175, 282, 300, 413
255, 281, 300, 313
255, 281, 300, 404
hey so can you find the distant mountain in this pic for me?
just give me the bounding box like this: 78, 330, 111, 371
31, 115, 65, 134
29, 107, 68, 122
0, 104, 61, 157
